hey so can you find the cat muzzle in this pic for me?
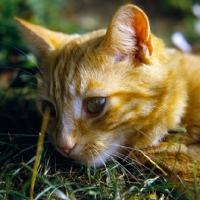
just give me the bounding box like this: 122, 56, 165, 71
57, 144, 75, 155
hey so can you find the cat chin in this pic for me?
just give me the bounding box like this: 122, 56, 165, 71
54, 135, 126, 167
84, 154, 111, 168
81, 138, 127, 167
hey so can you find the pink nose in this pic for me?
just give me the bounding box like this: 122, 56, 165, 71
57, 144, 75, 155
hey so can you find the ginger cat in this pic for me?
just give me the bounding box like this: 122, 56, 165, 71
15, 4, 200, 188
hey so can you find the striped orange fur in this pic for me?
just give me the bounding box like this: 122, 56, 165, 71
16, 4, 200, 188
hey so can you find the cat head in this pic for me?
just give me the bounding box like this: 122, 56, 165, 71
16, 4, 172, 167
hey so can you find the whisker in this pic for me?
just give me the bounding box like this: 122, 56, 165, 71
0, 133, 39, 137
111, 150, 167, 186
109, 143, 140, 162
0, 42, 43, 76
2, 140, 49, 168
113, 151, 145, 173
13, 140, 50, 158
95, 146, 135, 184
18, 74, 45, 86
93, 148, 111, 180
89, 150, 98, 178
138, 131, 153, 144
54, 153, 58, 172
94, 142, 143, 183
107, 154, 132, 184
109, 143, 166, 181
2, 66, 45, 86
18, 80, 38, 88
19, 88, 40, 93
103, 150, 139, 184
89, 150, 96, 170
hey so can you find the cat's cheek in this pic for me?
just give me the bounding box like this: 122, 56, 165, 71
85, 136, 128, 167
46, 122, 58, 147
86, 154, 111, 167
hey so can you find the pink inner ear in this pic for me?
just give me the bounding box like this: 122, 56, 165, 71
114, 54, 127, 63
101, 5, 154, 62
131, 7, 153, 56
146, 35, 153, 56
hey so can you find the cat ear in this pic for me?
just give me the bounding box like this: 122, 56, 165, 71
101, 4, 153, 63
15, 17, 68, 57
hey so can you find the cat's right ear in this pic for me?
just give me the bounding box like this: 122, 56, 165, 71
100, 4, 154, 64
15, 17, 67, 57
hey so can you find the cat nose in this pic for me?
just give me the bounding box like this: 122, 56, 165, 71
57, 143, 75, 155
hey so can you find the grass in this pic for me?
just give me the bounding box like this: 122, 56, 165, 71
0, 138, 185, 200
0, 72, 197, 200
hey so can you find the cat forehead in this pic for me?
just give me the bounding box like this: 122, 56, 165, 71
47, 42, 116, 103
45, 29, 135, 105
54, 52, 114, 97
59, 29, 106, 54
48, 51, 127, 105
48, 31, 106, 75
50, 32, 117, 81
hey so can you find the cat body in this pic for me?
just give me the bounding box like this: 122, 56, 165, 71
16, 4, 200, 183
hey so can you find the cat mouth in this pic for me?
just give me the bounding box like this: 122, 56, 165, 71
55, 137, 126, 167
56, 146, 112, 167
76, 153, 111, 167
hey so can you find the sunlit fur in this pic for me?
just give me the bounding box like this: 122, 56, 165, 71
16, 4, 200, 185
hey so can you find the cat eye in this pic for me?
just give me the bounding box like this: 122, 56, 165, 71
42, 100, 56, 118
86, 97, 106, 114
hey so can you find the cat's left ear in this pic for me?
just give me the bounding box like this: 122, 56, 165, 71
15, 17, 69, 57
101, 4, 153, 63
